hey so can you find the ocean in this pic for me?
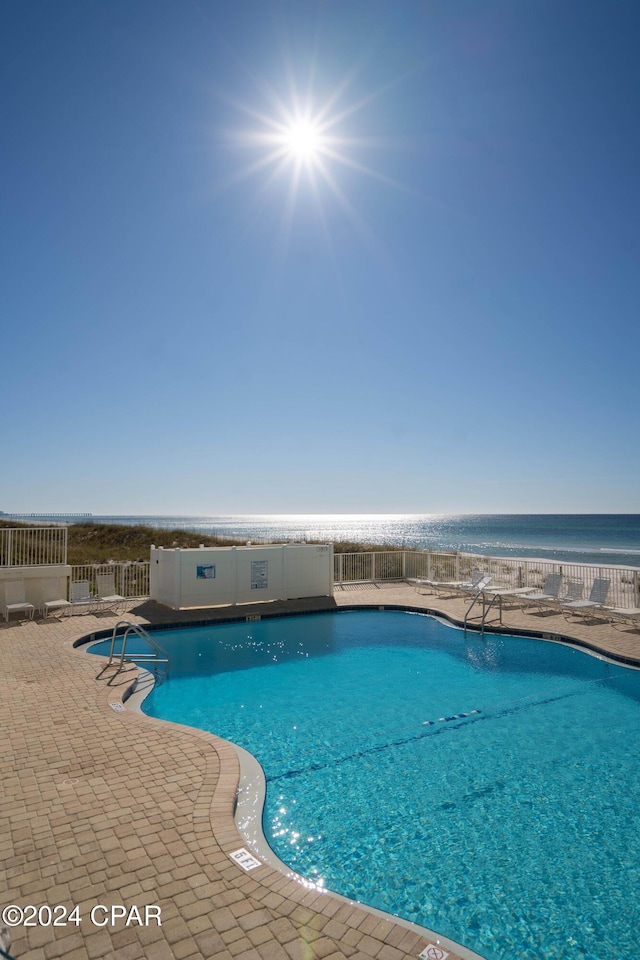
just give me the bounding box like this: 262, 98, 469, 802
4, 513, 640, 568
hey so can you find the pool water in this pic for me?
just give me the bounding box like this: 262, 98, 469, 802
89, 611, 640, 960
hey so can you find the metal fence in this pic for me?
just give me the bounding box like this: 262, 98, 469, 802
334, 551, 407, 584
0, 526, 68, 567
70, 562, 150, 599
335, 550, 640, 610
3, 529, 639, 610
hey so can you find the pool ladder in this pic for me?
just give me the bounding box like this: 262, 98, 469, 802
97, 619, 170, 686
463, 590, 502, 635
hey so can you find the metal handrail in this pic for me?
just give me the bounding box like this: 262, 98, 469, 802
99, 619, 169, 684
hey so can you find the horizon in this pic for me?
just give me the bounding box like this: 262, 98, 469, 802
3, 510, 640, 518
3, 1, 640, 515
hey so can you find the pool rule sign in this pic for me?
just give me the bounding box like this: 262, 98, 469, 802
251, 559, 268, 589
419, 947, 449, 960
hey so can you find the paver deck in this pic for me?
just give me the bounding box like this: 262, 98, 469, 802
2, 583, 639, 960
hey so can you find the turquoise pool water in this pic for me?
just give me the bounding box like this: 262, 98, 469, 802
88, 611, 640, 960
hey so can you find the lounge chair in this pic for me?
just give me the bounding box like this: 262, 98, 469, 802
1, 580, 35, 622
415, 569, 487, 597
558, 579, 585, 605
95, 573, 126, 613
70, 580, 94, 615
39, 578, 72, 619
460, 574, 493, 595
561, 578, 610, 618
608, 607, 640, 631
521, 573, 564, 612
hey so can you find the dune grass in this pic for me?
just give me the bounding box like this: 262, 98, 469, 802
1, 519, 404, 565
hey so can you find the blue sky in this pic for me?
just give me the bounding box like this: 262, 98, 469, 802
2, 0, 639, 515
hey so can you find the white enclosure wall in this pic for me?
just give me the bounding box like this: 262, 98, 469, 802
0, 566, 72, 606
150, 544, 333, 610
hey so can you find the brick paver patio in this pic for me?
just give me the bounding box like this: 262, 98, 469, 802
2, 584, 638, 960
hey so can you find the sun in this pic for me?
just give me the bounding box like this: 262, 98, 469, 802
281, 120, 324, 162
222, 79, 366, 194
219, 67, 413, 243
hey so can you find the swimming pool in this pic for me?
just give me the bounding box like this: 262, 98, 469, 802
88, 610, 640, 960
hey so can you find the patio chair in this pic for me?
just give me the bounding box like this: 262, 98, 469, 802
39, 578, 72, 619
415, 569, 486, 597
95, 573, 126, 613
558, 579, 585, 605
561, 578, 611, 618
607, 607, 640, 632
1, 580, 35, 622
521, 573, 564, 612
70, 580, 94, 615
460, 574, 493, 596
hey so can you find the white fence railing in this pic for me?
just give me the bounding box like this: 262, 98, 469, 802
0, 526, 68, 567
71, 562, 150, 599
335, 550, 640, 610
4, 536, 638, 610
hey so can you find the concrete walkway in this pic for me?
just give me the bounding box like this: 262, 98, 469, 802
2, 585, 639, 960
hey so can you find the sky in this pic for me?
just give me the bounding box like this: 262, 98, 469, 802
2, 0, 639, 515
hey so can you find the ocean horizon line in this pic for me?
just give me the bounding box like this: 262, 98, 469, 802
3, 510, 640, 519
3, 512, 639, 569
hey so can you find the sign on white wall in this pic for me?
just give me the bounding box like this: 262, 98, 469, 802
197, 565, 216, 579
251, 559, 268, 589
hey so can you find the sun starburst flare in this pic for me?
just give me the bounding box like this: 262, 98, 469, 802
217, 67, 417, 250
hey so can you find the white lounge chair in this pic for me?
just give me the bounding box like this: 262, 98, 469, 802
415, 569, 487, 597
1, 580, 35, 622
39, 579, 72, 619
70, 580, 94, 614
561, 578, 610, 618
460, 574, 493, 595
95, 574, 126, 612
558, 579, 585, 605
521, 573, 564, 611
608, 607, 640, 631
